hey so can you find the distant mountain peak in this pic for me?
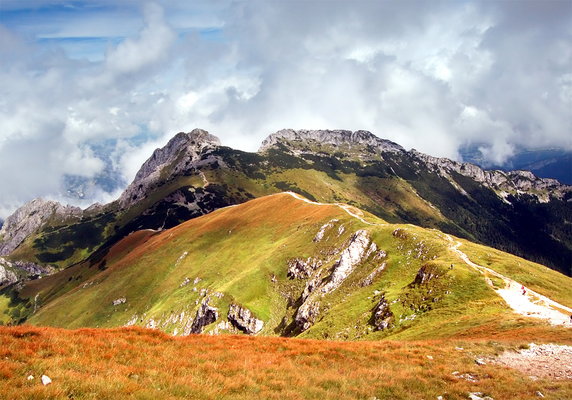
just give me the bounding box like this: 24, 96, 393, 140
0, 198, 82, 256
258, 129, 404, 154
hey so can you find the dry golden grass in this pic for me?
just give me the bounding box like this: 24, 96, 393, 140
1, 326, 570, 400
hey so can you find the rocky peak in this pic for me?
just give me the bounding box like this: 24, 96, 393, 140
258, 129, 405, 154
119, 129, 222, 209
0, 198, 82, 256
133, 129, 221, 184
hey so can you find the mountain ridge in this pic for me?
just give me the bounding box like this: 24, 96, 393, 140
1, 128, 570, 280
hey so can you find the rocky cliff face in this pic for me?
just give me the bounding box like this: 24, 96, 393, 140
118, 129, 222, 209
190, 298, 219, 334
0, 199, 82, 256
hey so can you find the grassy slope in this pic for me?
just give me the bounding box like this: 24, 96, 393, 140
0, 326, 570, 400
7, 193, 569, 343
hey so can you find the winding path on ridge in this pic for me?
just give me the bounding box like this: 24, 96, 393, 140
283, 191, 385, 226
445, 234, 572, 327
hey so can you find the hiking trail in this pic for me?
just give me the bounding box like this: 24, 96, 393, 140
445, 234, 571, 327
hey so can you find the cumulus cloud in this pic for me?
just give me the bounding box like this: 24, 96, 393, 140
0, 0, 570, 217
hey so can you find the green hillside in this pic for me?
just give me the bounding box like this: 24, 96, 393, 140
4, 193, 570, 341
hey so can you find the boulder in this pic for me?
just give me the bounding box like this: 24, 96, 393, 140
41, 375, 52, 386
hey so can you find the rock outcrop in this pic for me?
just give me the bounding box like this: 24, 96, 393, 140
313, 219, 339, 242
321, 230, 371, 294
412, 264, 441, 286
360, 262, 386, 287
0, 198, 82, 256
371, 294, 394, 330
292, 230, 374, 333
287, 257, 322, 279
112, 298, 126, 306
190, 299, 218, 334
0, 257, 53, 285
294, 301, 320, 333
227, 304, 264, 335
0, 261, 18, 286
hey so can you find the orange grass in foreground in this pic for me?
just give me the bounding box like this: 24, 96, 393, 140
0, 326, 570, 400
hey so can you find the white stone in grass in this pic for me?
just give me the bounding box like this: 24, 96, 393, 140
27, 375, 34, 381
41, 375, 52, 385
468, 393, 494, 400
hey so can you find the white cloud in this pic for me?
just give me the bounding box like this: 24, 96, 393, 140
0, 0, 570, 218
105, 3, 175, 75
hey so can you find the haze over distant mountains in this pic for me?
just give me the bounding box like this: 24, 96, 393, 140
461, 146, 572, 185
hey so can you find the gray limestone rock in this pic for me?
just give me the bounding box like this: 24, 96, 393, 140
190, 299, 218, 334
294, 300, 320, 333
227, 304, 264, 335
0, 261, 18, 286
118, 129, 222, 209
372, 294, 394, 330
409, 149, 570, 202
321, 230, 371, 294
412, 264, 441, 286
287, 257, 322, 279
292, 230, 373, 333
112, 298, 126, 306
259, 129, 404, 154
360, 262, 386, 287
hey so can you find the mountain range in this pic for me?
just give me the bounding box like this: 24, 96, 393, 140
1, 129, 570, 278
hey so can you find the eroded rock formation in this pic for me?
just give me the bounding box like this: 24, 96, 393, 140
190, 299, 218, 334
227, 304, 264, 335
